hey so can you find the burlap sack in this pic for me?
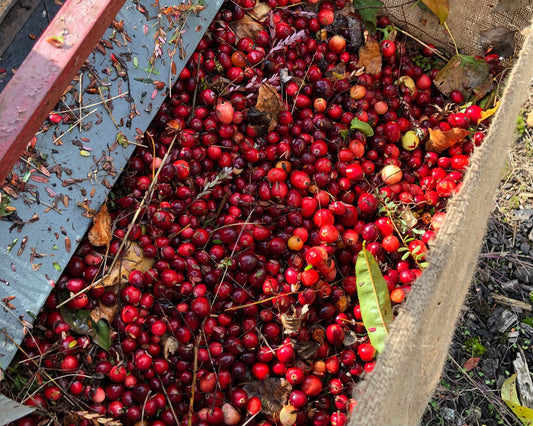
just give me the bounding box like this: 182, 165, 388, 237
382, 1, 532, 57
349, 2, 533, 425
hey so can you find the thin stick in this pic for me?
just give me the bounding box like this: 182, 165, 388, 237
443, 21, 459, 57
78, 72, 84, 132
447, 355, 518, 426
55, 92, 129, 113
188, 341, 199, 426
57, 135, 178, 309
394, 26, 448, 61
53, 108, 98, 143
98, 87, 119, 129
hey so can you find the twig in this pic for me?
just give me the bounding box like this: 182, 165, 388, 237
447, 355, 518, 426
54, 92, 129, 113
53, 108, 98, 143
188, 340, 199, 426
79, 72, 84, 132
57, 135, 178, 309
98, 86, 119, 129
491, 293, 532, 312
393, 26, 448, 61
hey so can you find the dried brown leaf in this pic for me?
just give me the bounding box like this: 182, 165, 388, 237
250, 2, 271, 22
255, 83, 284, 132
243, 378, 292, 416
90, 301, 118, 324
280, 305, 309, 335
163, 336, 179, 360
88, 204, 112, 247
433, 55, 489, 98
463, 357, 480, 371
426, 127, 471, 153
101, 242, 154, 287
230, 15, 264, 41
358, 39, 382, 75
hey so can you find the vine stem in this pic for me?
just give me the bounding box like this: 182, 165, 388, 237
443, 21, 459, 56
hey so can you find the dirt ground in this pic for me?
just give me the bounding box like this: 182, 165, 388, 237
422, 128, 533, 425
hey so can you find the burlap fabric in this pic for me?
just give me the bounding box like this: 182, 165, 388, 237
349, 2, 533, 425
382, 1, 532, 57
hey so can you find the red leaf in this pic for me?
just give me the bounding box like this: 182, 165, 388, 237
463, 357, 480, 371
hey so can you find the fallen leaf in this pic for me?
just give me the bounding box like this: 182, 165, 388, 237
433, 55, 489, 98
255, 83, 284, 131
398, 75, 416, 96
358, 39, 382, 75
281, 305, 309, 335
101, 242, 155, 287
353, 0, 383, 34
46, 35, 64, 48
426, 127, 471, 153
230, 15, 264, 41
478, 101, 500, 122
324, 62, 348, 81
480, 27, 515, 58
163, 336, 179, 360
400, 207, 418, 229
88, 204, 112, 247
421, 0, 449, 24
292, 340, 320, 360
243, 378, 292, 416
356, 248, 393, 353
501, 374, 533, 425
90, 301, 118, 323
463, 357, 480, 371
250, 2, 271, 22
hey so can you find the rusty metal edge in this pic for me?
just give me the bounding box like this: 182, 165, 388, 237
0, 0, 126, 183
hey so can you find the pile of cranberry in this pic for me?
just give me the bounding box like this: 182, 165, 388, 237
9, 0, 498, 425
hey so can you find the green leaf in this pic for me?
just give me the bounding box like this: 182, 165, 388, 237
353, 0, 383, 34
350, 117, 374, 137
116, 132, 129, 148
133, 56, 139, 68
94, 319, 111, 351
356, 248, 393, 353
421, 0, 449, 24
501, 374, 533, 425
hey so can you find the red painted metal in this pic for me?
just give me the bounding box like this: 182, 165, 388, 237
0, 0, 126, 182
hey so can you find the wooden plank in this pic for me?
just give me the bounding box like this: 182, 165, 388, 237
0, 0, 126, 183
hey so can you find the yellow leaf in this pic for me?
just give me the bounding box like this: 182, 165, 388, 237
422, 0, 449, 24
426, 127, 470, 153
501, 374, 533, 425
478, 101, 500, 122
88, 204, 112, 247
101, 242, 154, 287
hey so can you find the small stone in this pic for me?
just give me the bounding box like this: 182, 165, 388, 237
514, 266, 533, 284
529, 227, 533, 242
464, 405, 482, 423
507, 330, 520, 343
489, 308, 518, 333
515, 209, 533, 221
502, 279, 520, 291
520, 323, 533, 337
481, 358, 498, 377
520, 242, 531, 255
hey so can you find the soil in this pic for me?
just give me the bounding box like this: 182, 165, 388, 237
422, 134, 533, 425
